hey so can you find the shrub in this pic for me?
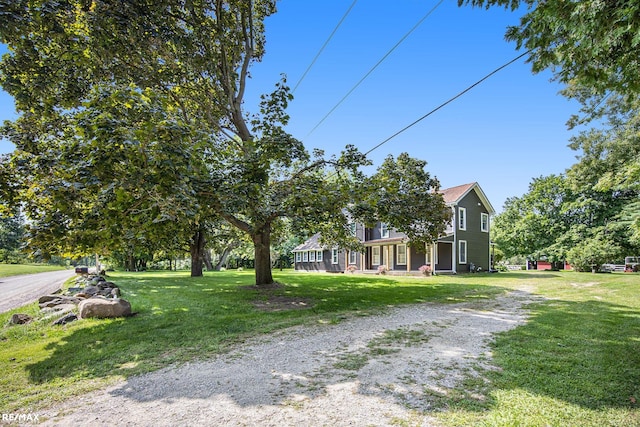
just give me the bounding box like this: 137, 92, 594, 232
566, 237, 621, 272
377, 265, 388, 275
418, 264, 432, 276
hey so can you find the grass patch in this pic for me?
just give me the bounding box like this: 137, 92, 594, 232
2, 268, 639, 426
0, 269, 502, 412
431, 271, 640, 427
0, 264, 68, 278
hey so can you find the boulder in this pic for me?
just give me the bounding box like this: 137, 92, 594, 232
51, 313, 78, 326
39, 296, 83, 308
41, 303, 77, 317
10, 313, 32, 325
82, 285, 100, 296
38, 295, 61, 304
78, 298, 132, 319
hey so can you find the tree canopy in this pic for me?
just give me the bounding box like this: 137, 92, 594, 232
460, 0, 640, 101
0, 1, 450, 285
461, 0, 640, 269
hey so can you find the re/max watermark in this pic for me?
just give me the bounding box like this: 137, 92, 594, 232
2, 413, 40, 423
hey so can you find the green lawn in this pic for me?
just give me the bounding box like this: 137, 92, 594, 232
1, 269, 639, 426
0, 263, 69, 278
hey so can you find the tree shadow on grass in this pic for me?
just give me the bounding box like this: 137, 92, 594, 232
24, 274, 506, 386
487, 299, 640, 410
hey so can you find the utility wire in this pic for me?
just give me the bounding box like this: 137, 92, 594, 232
292, 0, 358, 94
306, 0, 445, 138
363, 49, 532, 157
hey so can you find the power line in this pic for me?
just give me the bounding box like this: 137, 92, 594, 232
306, 0, 445, 138
363, 50, 532, 157
292, 0, 358, 94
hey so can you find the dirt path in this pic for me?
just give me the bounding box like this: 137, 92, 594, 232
41, 290, 538, 426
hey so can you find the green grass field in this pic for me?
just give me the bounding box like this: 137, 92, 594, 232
1, 269, 638, 425
0, 264, 68, 278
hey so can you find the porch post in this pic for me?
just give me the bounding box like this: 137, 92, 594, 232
406, 244, 411, 272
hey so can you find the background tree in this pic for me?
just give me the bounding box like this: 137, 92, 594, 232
459, 0, 640, 101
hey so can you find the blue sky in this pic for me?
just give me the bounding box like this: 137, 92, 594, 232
0, 0, 583, 212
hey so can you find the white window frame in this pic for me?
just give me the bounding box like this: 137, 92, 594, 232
458, 207, 467, 231
303, 251, 308, 262
381, 223, 389, 238
316, 251, 323, 261
396, 244, 407, 265
348, 222, 357, 236
372, 246, 381, 265
349, 251, 357, 265
331, 248, 339, 265
481, 212, 489, 232
309, 251, 316, 262
459, 240, 467, 264
295, 252, 301, 263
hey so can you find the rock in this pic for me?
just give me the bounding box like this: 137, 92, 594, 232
39, 296, 83, 308
78, 298, 132, 319
110, 287, 121, 298
51, 313, 78, 326
38, 295, 61, 304
41, 303, 77, 316
9, 313, 32, 325
82, 285, 100, 296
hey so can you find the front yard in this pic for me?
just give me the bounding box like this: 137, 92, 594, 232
1, 269, 638, 425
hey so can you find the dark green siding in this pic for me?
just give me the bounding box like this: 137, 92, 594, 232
455, 190, 491, 271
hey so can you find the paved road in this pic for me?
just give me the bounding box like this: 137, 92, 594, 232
0, 270, 77, 314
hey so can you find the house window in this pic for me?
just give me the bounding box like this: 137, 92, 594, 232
381, 223, 389, 238
331, 248, 339, 265
459, 240, 467, 264
458, 207, 467, 230
397, 244, 407, 265
295, 252, 301, 263
349, 251, 357, 265
303, 251, 308, 262
348, 222, 357, 236
316, 251, 323, 261
309, 251, 316, 262
481, 213, 489, 232
372, 246, 381, 265
425, 244, 432, 264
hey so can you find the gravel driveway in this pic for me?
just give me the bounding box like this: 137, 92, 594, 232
41, 290, 537, 426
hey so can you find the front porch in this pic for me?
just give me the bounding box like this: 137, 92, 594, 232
360, 240, 456, 275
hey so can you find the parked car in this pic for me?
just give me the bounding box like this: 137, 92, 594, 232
625, 256, 639, 272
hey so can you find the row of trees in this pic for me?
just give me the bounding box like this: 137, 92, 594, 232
2, 1, 639, 278
0, 1, 450, 286
473, 0, 640, 269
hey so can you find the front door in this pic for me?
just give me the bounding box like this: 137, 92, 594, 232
435, 242, 453, 271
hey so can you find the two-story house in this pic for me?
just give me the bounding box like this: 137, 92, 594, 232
292, 182, 495, 274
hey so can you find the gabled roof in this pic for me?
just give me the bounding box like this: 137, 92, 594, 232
440, 182, 495, 214
292, 233, 324, 252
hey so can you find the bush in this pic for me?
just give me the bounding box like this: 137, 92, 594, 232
566, 237, 621, 272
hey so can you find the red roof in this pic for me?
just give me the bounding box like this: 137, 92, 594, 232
440, 183, 476, 204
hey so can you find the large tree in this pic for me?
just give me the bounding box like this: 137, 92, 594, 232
1, 1, 447, 286
463, 0, 640, 264
460, 0, 640, 100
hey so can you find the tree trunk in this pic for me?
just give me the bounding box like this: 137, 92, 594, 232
190, 227, 206, 277
253, 228, 273, 286
203, 249, 213, 271
214, 246, 233, 270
